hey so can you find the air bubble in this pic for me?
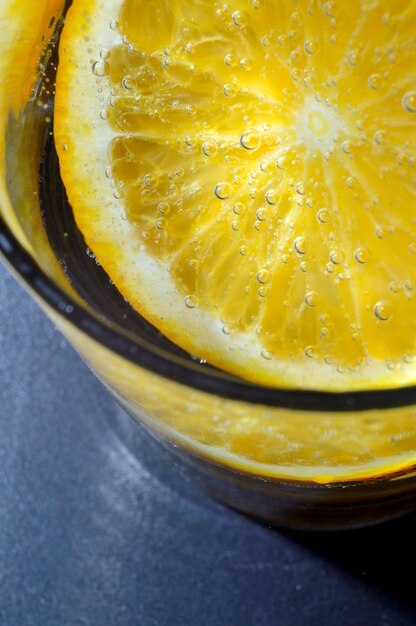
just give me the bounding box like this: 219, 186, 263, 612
256, 208, 268, 222
232, 10, 248, 27
265, 190, 277, 205
233, 202, 245, 215
397, 153, 407, 167
347, 51, 360, 66
374, 130, 387, 145
252, 0, 264, 8
368, 73, 383, 90
354, 247, 370, 264
240, 245, 249, 256
158, 202, 171, 215
224, 53, 237, 67
341, 141, 353, 155
374, 301, 392, 321
122, 76, 133, 90
409, 243, 416, 255
92, 60, 110, 76
317, 209, 330, 224
294, 236, 306, 255
389, 281, 402, 294
189, 259, 199, 270
290, 68, 302, 82
305, 39, 319, 55
155, 217, 167, 230
257, 269, 270, 284
261, 350, 273, 360
223, 83, 237, 97
346, 177, 356, 189
330, 249, 344, 265
376, 226, 389, 239
305, 346, 318, 359
240, 129, 260, 151
215, 182, 232, 200
305, 291, 318, 307
240, 57, 253, 71
323, 2, 334, 17
276, 155, 288, 170
402, 91, 416, 113
144, 174, 158, 188
184, 295, 198, 309
296, 182, 306, 195
386, 360, 399, 372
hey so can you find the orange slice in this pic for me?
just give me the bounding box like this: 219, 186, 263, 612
55, 0, 416, 391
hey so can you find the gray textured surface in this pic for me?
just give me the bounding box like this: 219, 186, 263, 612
0, 259, 416, 626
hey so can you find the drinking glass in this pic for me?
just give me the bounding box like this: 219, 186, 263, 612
1, 0, 416, 530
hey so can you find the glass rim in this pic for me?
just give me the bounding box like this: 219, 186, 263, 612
2, 215, 416, 413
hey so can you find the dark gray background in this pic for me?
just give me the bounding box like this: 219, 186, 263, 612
1, 259, 415, 626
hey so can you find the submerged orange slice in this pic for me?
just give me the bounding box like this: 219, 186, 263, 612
55, 0, 416, 391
